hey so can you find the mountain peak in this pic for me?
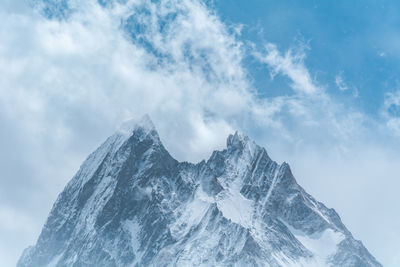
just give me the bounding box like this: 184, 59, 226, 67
226, 131, 262, 159
18, 120, 382, 267
118, 114, 156, 135
227, 131, 251, 148
112, 114, 162, 151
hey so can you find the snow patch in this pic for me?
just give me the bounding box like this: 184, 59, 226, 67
297, 229, 344, 259
170, 188, 212, 239
216, 190, 253, 228
285, 222, 345, 265
123, 220, 141, 253
216, 176, 253, 229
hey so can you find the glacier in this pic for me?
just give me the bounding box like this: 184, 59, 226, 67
18, 116, 381, 267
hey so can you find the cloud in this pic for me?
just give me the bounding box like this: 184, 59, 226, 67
253, 43, 320, 95
335, 72, 349, 91
250, 42, 369, 152
0, 0, 257, 265
0, 0, 256, 161
335, 72, 360, 98
382, 90, 400, 135
1, 0, 400, 266
249, 36, 400, 266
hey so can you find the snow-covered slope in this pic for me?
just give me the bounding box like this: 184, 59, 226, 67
18, 116, 381, 267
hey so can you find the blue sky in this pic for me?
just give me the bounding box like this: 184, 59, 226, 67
213, 0, 400, 116
1, 0, 400, 266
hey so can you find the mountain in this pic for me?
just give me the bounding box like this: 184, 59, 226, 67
18, 116, 381, 267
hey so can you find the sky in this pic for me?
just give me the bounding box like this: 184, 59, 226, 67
0, 0, 400, 266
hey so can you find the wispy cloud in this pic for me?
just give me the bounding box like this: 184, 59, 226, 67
0, 0, 255, 162
335, 72, 349, 91
382, 90, 400, 135
0, 0, 255, 264
253, 43, 320, 95
1, 0, 400, 266
335, 72, 360, 98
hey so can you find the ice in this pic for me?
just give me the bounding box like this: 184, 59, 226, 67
216, 182, 253, 229
285, 221, 345, 264
19, 116, 381, 267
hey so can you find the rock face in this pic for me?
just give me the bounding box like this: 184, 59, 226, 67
18, 116, 381, 267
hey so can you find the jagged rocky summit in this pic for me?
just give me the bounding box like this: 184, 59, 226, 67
18, 116, 381, 267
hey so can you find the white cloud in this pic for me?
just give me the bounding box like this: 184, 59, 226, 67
0, 1, 256, 265
335, 72, 349, 91
335, 72, 359, 98
1, 0, 400, 266
0, 0, 256, 162
382, 90, 400, 135
254, 43, 320, 95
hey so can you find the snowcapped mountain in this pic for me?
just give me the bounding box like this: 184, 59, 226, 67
18, 116, 381, 267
